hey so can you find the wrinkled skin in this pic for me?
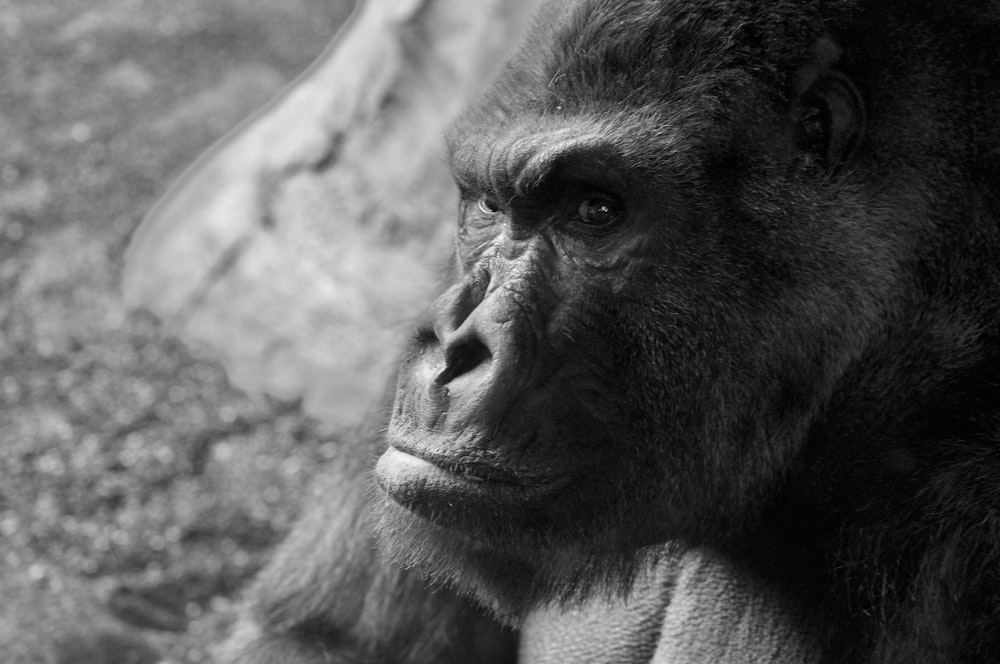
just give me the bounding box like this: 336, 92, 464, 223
222, 1, 1000, 662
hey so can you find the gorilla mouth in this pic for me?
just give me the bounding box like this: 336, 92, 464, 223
396, 444, 523, 484
375, 446, 564, 524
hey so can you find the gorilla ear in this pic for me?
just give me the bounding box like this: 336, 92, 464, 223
792, 38, 865, 169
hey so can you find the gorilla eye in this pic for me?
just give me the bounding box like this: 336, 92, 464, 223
478, 196, 501, 215
576, 196, 621, 227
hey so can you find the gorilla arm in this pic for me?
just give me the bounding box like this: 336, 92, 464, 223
217, 410, 516, 664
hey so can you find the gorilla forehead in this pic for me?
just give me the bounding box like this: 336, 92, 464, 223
447, 0, 827, 189
538, 0, 823, 89
498, 0, 826, 108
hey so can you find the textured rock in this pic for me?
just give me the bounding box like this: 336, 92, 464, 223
123, 0, 544, 429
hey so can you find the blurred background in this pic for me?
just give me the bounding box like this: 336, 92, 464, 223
0, 1, 356, 661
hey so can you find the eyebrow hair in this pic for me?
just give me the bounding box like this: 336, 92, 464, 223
447, 96, 727, 204
450, 123, 635, 199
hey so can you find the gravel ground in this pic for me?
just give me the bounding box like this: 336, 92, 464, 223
0, 1, 354, 661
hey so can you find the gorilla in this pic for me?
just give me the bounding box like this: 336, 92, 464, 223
219, 0, 1000, 662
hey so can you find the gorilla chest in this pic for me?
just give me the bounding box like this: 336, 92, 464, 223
520, 548, 820, 664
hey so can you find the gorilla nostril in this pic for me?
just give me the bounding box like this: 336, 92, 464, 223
435, 337, 492, 386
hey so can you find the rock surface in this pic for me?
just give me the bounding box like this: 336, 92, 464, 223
123, 0, 544, 429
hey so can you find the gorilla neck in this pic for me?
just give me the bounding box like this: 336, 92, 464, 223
371, 499, 667, 626
750, 341, 1000, 656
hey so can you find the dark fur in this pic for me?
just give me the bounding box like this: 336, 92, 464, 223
222, 1, 1000, 662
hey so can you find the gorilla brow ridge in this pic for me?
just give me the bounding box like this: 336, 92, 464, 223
448, 110, 708, 206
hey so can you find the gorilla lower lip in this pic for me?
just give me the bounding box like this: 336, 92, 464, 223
385, 439, 525, 485
375, 447, 555, 520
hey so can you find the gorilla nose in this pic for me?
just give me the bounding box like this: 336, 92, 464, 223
428, 270, 496, 387
423, 266, 537, 406
435, 330, 492, 386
